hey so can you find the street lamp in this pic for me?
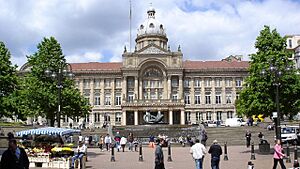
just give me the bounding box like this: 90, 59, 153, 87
45, 62, 74, 127
261, 59, 292, 141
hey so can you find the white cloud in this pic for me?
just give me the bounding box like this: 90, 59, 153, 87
0, 0, 300, 68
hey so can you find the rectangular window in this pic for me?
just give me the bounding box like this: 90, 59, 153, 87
236, 78, 242, 87
226, 92, 232, 104
115, 112, 122, 123
205, 92, 211, 104
184, 78, 190, 87
215, 92, 221, 104
83, 79, 90, 88
184, 94, 191, 104
206, 111, 212, 120
127, 77, 134, 88
225, 78, 232, 87
215, 78, 221, 87
171, 78, 178, 87
289, 39, 292, 48
104, 94, 111, 105
94, 113, 101, 122
128, 92, 134, 102
104, 79, 111, 88
227, 111, 233, 118
172, 93, 178, 101
194, 78, 201, 87
195, 92, 201, 104
205, 78, 211, 87
85, 114, 89, 123
94, 95, 100, 105
196, 112, 203, 122
115, 79, 122, 88
143, 80, 148, 87
75, 80, 80, 88
115, 94, 121, 105
236, 93, 240, 101
94, 79, 100, 88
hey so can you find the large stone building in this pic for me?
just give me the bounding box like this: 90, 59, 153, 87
286, 35, 300, 69
65, 7, 249, 128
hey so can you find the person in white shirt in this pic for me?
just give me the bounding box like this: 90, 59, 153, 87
120, 136, 127, 152
71, 142, 87, 169
104, 134, 112, 151
190, 139, 206, 169
78, 134, 83, 143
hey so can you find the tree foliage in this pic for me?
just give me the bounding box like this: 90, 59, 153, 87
0, 41, 19, 118
236, 26, 300, 118
18, 37, 91, 126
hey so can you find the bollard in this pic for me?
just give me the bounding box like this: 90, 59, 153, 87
167, 142, 173, 162
250, 142, 255, 160
139, 143, 143, 162
294, 145, 298, 167
224, 142, 229, 161
111, 146, 115, 162
247, 161, 254, 169
286, 142, 291, 163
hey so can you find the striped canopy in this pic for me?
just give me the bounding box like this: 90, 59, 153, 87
16, 127, 80, 137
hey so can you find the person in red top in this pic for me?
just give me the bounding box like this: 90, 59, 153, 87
272, 139, 286, 169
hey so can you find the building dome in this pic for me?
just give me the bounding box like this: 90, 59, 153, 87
137, 7, 166, 37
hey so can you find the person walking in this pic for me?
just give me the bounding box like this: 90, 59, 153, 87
272, 139, 286, 169
127, 132, 134, 151
208, 140, 222, 169
245, 130, 251, 148
0, 139, 29, 169
190, 139, 206, 169
149, 135, 155, 148
120, 136, 127, 152
114, 132, 121, 152
104, 134, 112, 151
154, 139, 165, 169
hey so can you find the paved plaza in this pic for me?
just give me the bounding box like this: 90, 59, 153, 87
68, 146, 294, 169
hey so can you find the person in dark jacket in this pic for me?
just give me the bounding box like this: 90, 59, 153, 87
208, 140, 222, 169
0, 139, 29, 169
154, 139, 165, 169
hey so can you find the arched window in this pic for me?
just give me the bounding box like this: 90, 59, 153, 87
140, 24, 144, 29
149, 23, 154, 28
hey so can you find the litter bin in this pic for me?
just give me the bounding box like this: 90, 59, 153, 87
259, 140, 270, 154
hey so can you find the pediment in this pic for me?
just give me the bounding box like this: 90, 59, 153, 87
138, 44, 167, 54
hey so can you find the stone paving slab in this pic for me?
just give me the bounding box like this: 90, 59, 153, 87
6, 145, 295, 169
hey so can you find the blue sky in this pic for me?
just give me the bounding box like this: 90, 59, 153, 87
0, 0, 300, 68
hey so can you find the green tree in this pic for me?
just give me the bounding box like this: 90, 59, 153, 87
20, 37, 90, 126
0, 41, 19, 118
236, 26, 300, 118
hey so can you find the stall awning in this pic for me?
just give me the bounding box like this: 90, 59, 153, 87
16, 127, 80, 137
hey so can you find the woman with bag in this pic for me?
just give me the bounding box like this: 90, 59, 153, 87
272, 139, 286, 169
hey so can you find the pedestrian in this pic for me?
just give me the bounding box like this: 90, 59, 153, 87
99, 135, 104, 151
114, 132, 121, 152
201, 129, 208, 146
154, 139, 165, 169
190, 139, 206, 169
272, 139, 286, 169
127, 132, 134, 151
104, 134, 112, 151
208, 140, 222, 169
149, 135, 155, 148
78, 133, 83, 143
120, 136, 127, 152
0, 139, 29, 169
258, 132, 264, 143
245, 130, 251, 148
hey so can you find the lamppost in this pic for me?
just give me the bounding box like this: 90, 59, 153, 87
45, 62, 74, 127
261, 60, 292, 141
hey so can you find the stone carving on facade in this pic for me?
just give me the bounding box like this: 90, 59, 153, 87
143, 111, 164, 124
140, 46, 166, 54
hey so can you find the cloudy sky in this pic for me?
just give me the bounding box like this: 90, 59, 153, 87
1, 0, 300, 68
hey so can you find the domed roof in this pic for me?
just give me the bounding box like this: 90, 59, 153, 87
137, 7, 166, 37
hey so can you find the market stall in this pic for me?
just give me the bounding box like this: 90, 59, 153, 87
16, 127, 81, 168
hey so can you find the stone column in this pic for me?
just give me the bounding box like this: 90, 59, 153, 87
122, 111, 127, 126
169, 110, 173, 125
139, 78, 143, 100
178, 75, 183, 101
167, 76, 171, 100
100, 79, 104, 106
79, 79, 84, 94
163, 76, 168, 99
191, 77, 195, 105
134, 110, 138, 125
122, 77, 127, 103
134, 76, 138, 101
180, 110, 185, 125
90, 79, 94, 106
111, 78, 115, 106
